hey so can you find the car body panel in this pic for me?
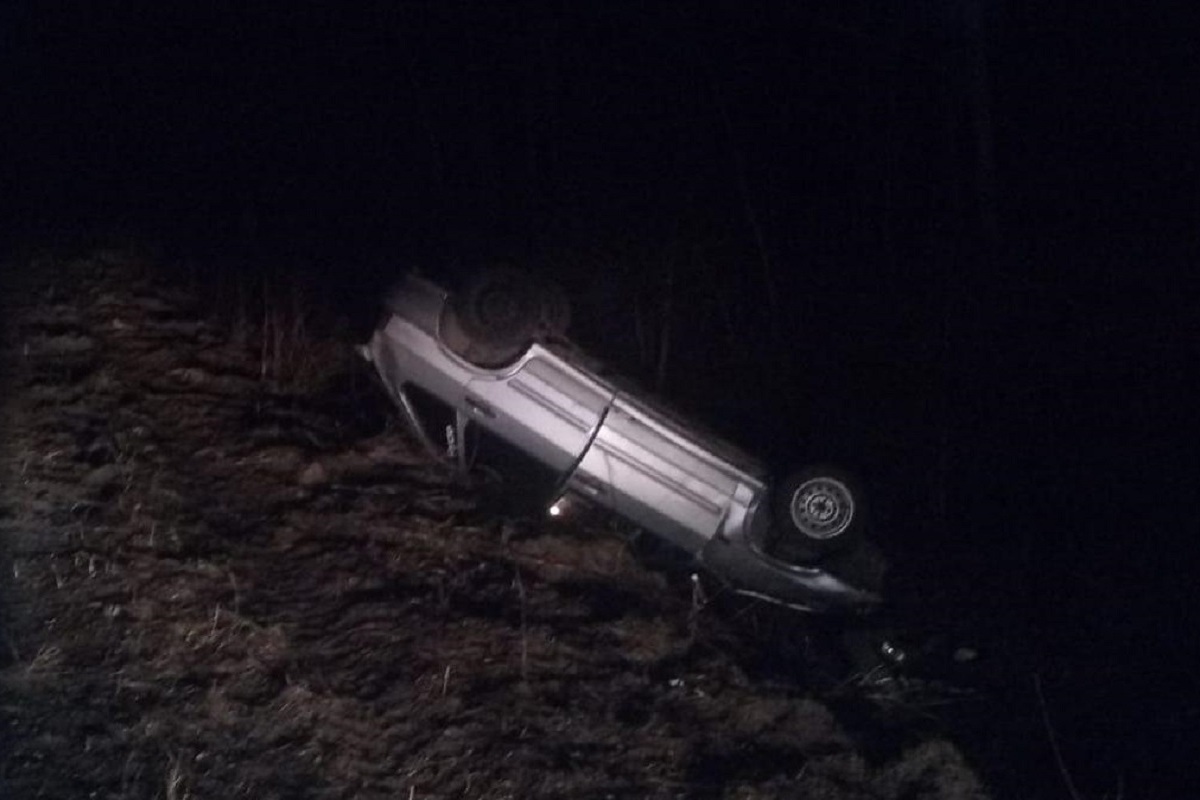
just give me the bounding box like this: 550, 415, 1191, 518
361, 273, 881, 614
578, 393, 757, 554
464, 354, 614, 474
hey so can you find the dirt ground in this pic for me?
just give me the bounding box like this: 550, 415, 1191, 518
0, 249, 990, 798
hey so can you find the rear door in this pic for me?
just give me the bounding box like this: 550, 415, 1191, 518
463, 349, 615, 473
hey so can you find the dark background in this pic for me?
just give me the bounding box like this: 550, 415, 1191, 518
3, 1, 1196, 796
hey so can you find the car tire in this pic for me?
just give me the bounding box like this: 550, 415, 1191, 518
449, 268, 542, 363
768, 466, 865, 564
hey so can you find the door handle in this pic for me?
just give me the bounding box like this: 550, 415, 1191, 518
573, 473, 606, 498
465, 395, 495, 418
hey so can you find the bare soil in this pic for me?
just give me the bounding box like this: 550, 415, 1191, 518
0, 250, 990, 798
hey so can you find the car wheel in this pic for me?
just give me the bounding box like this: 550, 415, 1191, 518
769, 466, 865, 564
449, 268, 541, 363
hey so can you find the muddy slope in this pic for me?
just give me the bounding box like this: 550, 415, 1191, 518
0, 250, 989, 798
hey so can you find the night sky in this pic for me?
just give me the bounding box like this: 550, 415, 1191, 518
3, 1, 1197, 794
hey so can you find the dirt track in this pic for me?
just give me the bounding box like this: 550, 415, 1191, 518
0, 249, 989, 798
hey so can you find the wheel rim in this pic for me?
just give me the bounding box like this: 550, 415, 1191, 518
789, 477, 854, 540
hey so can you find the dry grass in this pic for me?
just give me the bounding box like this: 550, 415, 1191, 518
187, 262, 356, 394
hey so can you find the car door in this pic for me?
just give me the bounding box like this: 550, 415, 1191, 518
462, 348, 615, 474
570, 392, 751, 555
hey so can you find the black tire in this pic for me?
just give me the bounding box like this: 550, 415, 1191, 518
448, 268, 541, 364
768, 466, 865, 564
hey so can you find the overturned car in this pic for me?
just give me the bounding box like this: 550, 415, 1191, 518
360, 270, 883, 614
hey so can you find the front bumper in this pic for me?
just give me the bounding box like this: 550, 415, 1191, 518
701, 534, 883, 614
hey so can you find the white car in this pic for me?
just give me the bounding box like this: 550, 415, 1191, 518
360, 270, 882, 614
